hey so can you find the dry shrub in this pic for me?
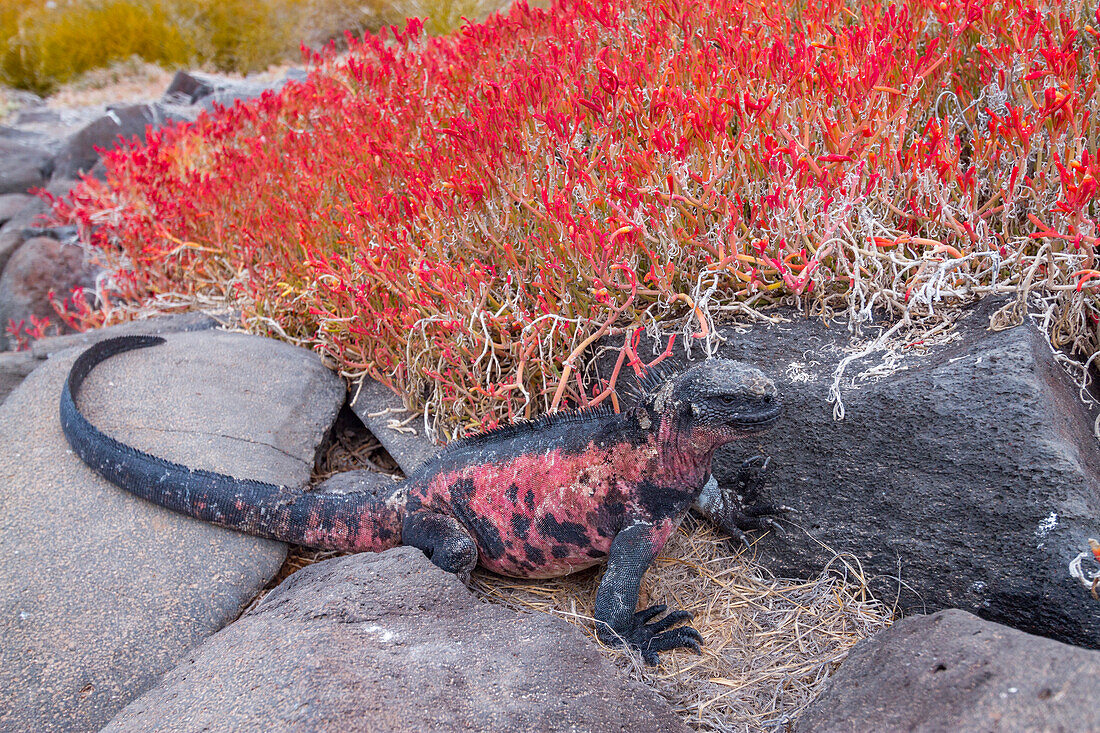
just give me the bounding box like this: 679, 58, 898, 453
1, 0, 190, 94
0, 0, 510, 95
301, 0, 513, 46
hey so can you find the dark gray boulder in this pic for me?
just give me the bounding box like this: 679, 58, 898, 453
608, 299, 1100, 648
794, 609, 1100, 732
103, 548, 689, 733
162, 70, 216, 105
0, 329, 345, 731
0, 194, 47, 275
51, 103, 194, 180
0, 138, 52, 194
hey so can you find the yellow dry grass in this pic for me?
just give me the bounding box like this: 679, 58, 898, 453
0, 0, 513, 94
472, 517, 893, 731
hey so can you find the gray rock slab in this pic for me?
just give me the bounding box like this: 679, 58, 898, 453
0, 350, 36, 404
0, 329, 346, 731
350, 377, 441, 474
199, 83, 284, 113
794, 609, 1100, 732
28, 311, 220, 359
607, 299, 1100, 648
104, 548, 689, 733
3, 105, 103, 156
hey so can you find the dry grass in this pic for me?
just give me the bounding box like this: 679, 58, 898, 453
243, 422, 895, 732
41, 57, 175, 109
472, 518, 892, 731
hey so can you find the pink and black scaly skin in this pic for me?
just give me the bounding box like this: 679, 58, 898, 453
61, 335, 783, 665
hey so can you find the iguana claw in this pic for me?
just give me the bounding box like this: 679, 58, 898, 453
733, 454, 770, 497
696, 455, 794, 546
626, 605, 703, 666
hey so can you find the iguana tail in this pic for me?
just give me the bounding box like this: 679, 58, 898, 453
59, 335, 405, 552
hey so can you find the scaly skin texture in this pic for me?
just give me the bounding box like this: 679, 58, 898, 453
61, 335, 783, 664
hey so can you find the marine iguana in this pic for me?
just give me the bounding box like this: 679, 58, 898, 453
60, 335, 784, 664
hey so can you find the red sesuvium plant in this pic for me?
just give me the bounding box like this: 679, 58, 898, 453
46, 0, 1100, 437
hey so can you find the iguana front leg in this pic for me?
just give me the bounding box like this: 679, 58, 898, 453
594, 520, 702, 665
694, 456, 792, 545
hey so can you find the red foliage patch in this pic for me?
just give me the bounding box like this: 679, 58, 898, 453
48, 0, 1100, 433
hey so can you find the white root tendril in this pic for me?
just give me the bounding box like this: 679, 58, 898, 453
828, 319, 907, 421
1068, 539, 1100, 601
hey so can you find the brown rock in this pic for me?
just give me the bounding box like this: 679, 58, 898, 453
0, 236, 99, 349
794, 609, 1100, 733
104, 549, 689, 733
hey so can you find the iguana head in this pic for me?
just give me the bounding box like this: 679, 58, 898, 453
640, 358, 781, 445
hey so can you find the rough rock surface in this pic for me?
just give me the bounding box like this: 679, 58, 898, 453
351, 377, 442, 474
794, 609, 1100, 732
163, 68, 305, 109
0, 236, 100, 350
0, 193, 35, 225
28, 311, 220, 359
162, 70, 216, 105
0, 350, 36, 404
104, 549, 688, 733
0, 329, 345, 732
612, 300, 1100, 647
3, 105, 102, 155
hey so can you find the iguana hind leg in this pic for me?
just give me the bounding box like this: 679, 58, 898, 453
594, 520, 702, 666
402, 511, 479, 583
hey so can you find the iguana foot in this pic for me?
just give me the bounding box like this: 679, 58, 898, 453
732, 454, 770, 496
696, 456, 794, 546
610, 604, 703, 666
